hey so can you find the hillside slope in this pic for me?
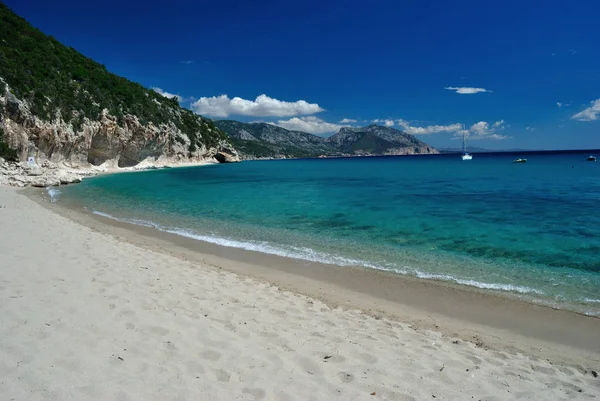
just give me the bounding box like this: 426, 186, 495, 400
0, 3, 237, 170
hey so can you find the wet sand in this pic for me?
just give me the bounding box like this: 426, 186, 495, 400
38, 188, 600, 363
0, 186, 598, 400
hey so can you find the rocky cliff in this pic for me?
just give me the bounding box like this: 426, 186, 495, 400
0, 3, 238, 186
0, 83, 237, 168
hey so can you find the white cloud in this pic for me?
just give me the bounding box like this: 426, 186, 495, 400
395, 119, 508, 140
274, 116, 347, 134
152, 87, 184, 102
445, 86, 492, 95
396, 119, 462, 135
339, 118, 357, 123
190, 94, 324, 118
372, 119, 395, 127
572, 99, 600, 121
557, 102, 563, 107
180, 60, 194, 65
526, 126, 535, 131
466, 121, 508, 140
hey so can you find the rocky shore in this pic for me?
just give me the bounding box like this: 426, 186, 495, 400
0, 156, 224, 188
0, 158, 90, 187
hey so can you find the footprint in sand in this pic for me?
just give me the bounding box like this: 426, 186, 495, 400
118, 309, 136, 318
270, 309, 287, 317
200, 349, 222, 361
215, 369, 230, 382
530, 364, 556, 376
242, 388, 266, 400
148, 326, 169, 336
465, 355, 483, 365
358, 352, 377, 364
338, 371, 354, 383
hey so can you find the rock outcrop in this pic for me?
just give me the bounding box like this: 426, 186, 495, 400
0, 159, 90, 187
215, 150, 239, 163
1, 83, 238, 166
0, 83, 239, 187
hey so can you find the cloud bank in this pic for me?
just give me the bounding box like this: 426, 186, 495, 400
372, 119, 396, 127
445, 87, 492, 95
392, 119, 507, 140
396, 119, 462, 135
191, 94, 324, 118
572, 99, 600, 121
274, 116, 348, 134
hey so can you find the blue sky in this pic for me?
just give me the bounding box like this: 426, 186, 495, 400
6, 0, 600, 149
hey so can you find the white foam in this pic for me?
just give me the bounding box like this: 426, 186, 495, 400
583, 298, 600, 303
91, 210, 114, 219
89, 208, 546, 297
163, 227, 384, 270
46, 188, 61, 203
91, 210, 158, 228
396, 271, 544, 295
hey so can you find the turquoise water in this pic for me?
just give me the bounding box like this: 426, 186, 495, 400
55, 152, 600, 315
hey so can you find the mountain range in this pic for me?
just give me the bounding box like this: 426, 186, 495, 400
214, 121, 438, 159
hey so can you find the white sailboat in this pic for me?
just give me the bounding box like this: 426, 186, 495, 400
461, 124, 472, 160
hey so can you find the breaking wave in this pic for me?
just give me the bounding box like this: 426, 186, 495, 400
90, 209, 547, 297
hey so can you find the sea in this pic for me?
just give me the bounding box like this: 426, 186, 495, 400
51, 151, 600, 316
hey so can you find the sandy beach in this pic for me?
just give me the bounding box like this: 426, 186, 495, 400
1, 186, 599, 400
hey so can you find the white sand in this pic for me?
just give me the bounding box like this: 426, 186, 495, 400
0, 186, 599, 400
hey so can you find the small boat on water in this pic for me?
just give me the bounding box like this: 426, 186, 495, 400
587, 155, 596, 161
513, 158, 527, 163
461, 124, 472, 161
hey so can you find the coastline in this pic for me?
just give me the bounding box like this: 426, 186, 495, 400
28, 187, 600, 365
2, 186, 599, 399
0, 157, 219, 187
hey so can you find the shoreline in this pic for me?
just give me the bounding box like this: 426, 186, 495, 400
42, 185, 600, 318
2, 186, 600, 399
0, 156, 220, 187
27, 187, 600, 366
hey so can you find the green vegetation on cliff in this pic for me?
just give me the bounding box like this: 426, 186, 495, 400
0, 2, 230, 151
